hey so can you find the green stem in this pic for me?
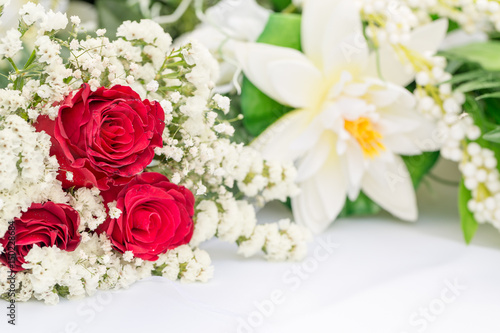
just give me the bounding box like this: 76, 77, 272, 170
7, 58, 19, 73
23, 50, 37, 70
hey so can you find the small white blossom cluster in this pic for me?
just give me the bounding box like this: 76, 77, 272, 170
0, 4, 307, 303
0, 235, 213, 304
357, 0, 419, 46
461, 143, 500, 227
0, 115, 67, 238
238, 219, 310, 261
0, 28, 22, 58
154, 245, 214, 283
69, 187, 107, 231
406, 0, 500, 33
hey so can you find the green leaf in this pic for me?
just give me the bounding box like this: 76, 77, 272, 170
256, 13, 302, 50
479, 94, 500, 125
402, 151, 441, 188
445, 42, 500, 71
459, 180, 479, 244
476, 92, 500, 100
484, 127, 500, 143
240, 13, 302, 136
464, 94, 497, 134
241, 78, 293, 136
272, 0, 292, 11
96, 0, 143, 37
456, 80, 500, 93
53, 284, 70, 298
442, 70, 490, 85
338, 192, 380, 218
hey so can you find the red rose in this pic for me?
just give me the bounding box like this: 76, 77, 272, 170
36, 84, 165, 190
98, 173, 195, 261
0, 202, 81, 272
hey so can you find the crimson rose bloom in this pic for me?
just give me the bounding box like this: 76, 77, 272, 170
36, 84, 165, 190
98, 173, 195, 261
0, 202, 81, 272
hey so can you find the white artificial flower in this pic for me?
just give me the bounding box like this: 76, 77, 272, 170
235, 0, 447, 233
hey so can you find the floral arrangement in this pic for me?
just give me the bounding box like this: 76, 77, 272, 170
2, 0, 500, 305
0, 2, 308, 304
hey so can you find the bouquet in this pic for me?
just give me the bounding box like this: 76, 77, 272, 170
3, 0, 500, 306
0, 2, 308, 304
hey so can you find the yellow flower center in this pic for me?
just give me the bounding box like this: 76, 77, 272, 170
344, 117, 385, 158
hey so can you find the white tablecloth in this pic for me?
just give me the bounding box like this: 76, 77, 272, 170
3, 160, 500, 333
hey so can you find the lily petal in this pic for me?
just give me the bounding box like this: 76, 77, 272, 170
233, 41, 317, 107
361, 155, 418, 221
384, 117, 441, 155
296, 132, 334, 182
342, 140, 366, 200
301, 0, 340, 68
302, 0, 366, 73
291, 103, 341, 155
322, 0, 368, 74
269, 59, 323, 108
292, 153, 347, 233
407, 19, 449, 55
251, 109, 309, 162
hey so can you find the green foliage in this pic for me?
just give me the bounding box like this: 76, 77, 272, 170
256, 13, 302, 50
484, 127, 500, 144
456, 80, 500, 93
272, 0, 292, 11
442, 42, 500, 243
459, 180, 479, 244
241, 78, 293, 136
338, 192, 381, 218
402, 152, 441, 188
53, 284, 70, 298
444, 41, 500, 71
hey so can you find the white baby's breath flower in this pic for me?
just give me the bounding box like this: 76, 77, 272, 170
146, 80, 159, 92
0, 28, 22, 58
213, 94, 230, 114
196, 182, 207, 196
107, 201, 122, 219
70, 15, 81, 26
169, 91, 181, 103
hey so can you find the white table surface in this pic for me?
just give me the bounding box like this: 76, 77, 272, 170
3, 159, 500, 333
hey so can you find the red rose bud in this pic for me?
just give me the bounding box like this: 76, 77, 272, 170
36, 84, 165, 190
98, 173, 195, 261
0, 202, 81, 272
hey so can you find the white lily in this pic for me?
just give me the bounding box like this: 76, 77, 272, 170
234, 0, 448, 233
